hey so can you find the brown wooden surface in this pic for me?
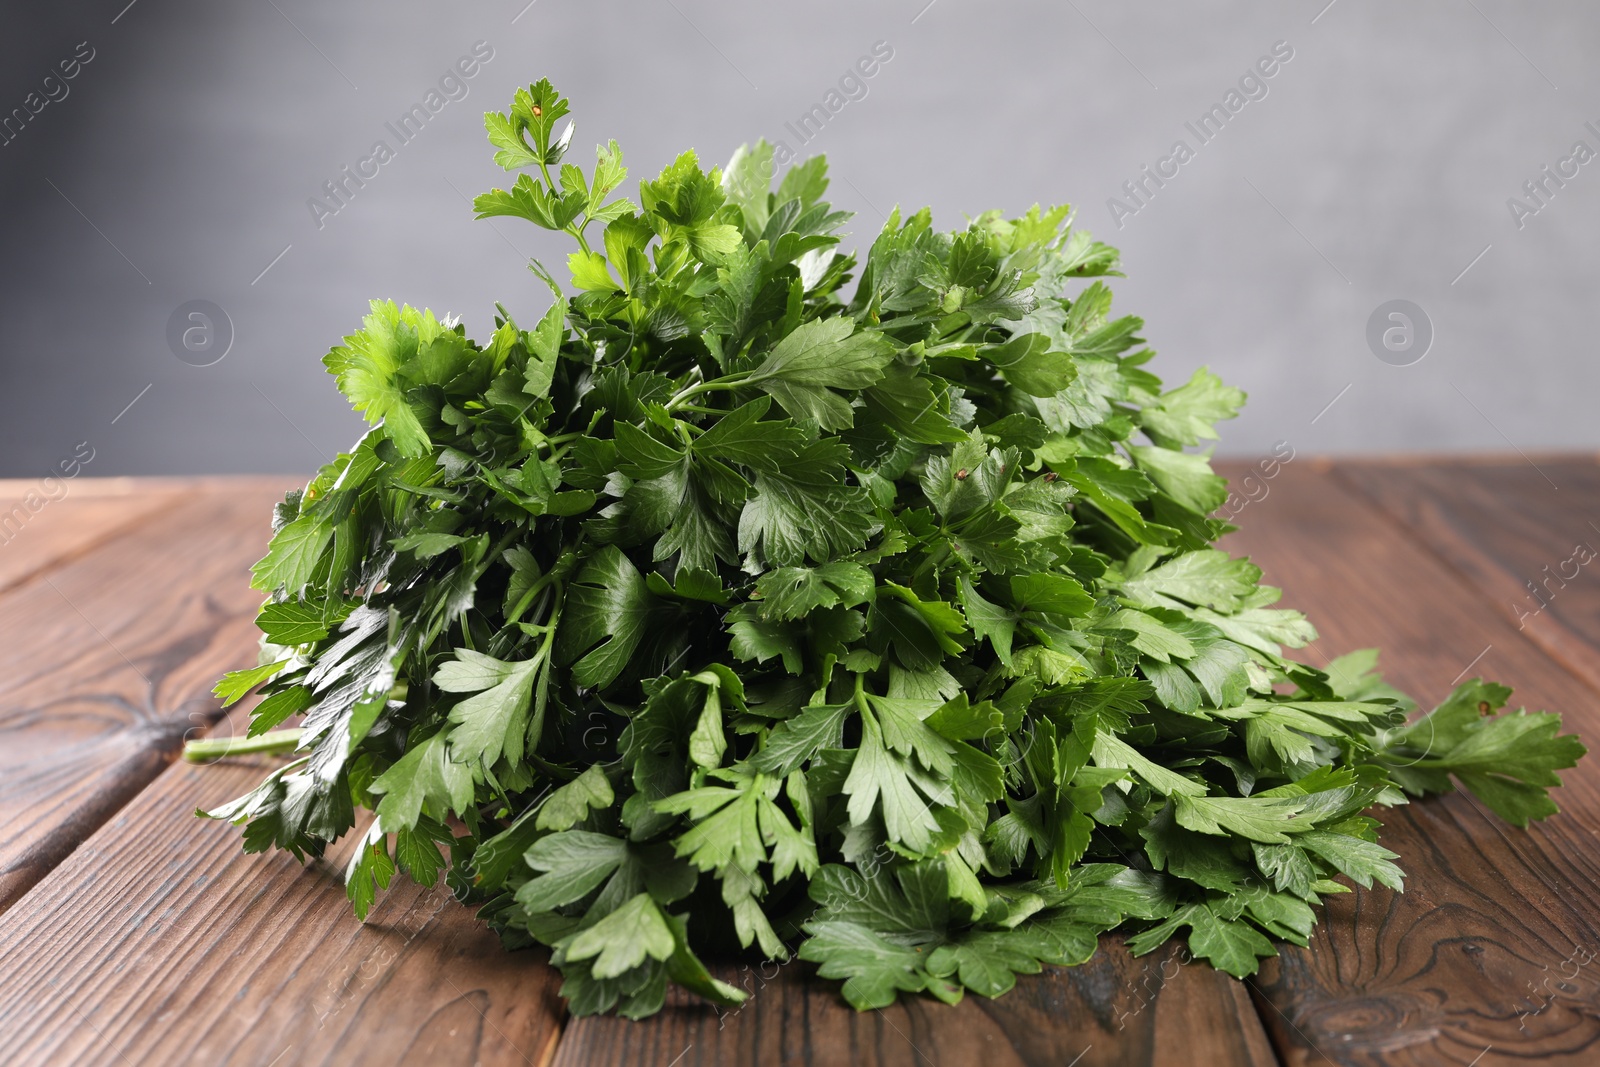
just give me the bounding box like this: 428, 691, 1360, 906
1219, 460, 1600, 1066
553, 937, 1275, 1067
0, 736, 565, 1066
1334, 456, 1600, 696
0, 464, 1596, 1066
0, 485, 180, 596
0, 482, 287, 912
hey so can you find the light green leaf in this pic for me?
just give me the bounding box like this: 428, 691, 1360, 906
750, 702, 853, 777
251, 513, 333, 595
568, 250, 620, 292
1298, 830, 1405, 891
1173, 793, 1312, 845
437, 650, 540, 769
986, 332, 1077, 397
213, 660, 289, 707
321, 300, 446, 458
519, 831, 629, 911
371, 733, 476, 833
1121, 550, 1262, 612
1091, 733, 1205, 797
748, 318, 895, 430
1102, 609, 1195, 662
538, 765, 616, 832
1140, 367, 1246, 446
1127, 445, 1228, 515
958, 578, 1016, 665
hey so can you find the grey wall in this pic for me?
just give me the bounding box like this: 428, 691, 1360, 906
2, 0, 1595, 477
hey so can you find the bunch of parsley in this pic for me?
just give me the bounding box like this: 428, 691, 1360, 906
196, 79, 1585, 1018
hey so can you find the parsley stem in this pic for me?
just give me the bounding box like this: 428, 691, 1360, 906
507, 573, 557, 626
913, 542, 951, 581
542, 431, 585, 450
666, 372, 752, 412
535, 153, 595, 255
528, 583, 564, 743
182, 729, 303, 762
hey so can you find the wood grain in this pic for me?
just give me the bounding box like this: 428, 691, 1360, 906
0, 481, 288, 911
1334, 457, 1600, 695
0, 744, 566, 1066
1220, 461, 1600, 1066
0, 478, 565, 1065
0, 487, 181, 595
552, 937, 1275, 1067
7, 461, 1600, 1067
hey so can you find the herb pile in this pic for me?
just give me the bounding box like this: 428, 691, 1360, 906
196, 79, 1585, 1018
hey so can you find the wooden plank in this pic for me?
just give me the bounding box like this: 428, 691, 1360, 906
0, 472, 567, 1065
0, 730, 566, 1066
0, 488, 182, 595
0, 480, 289, 911
552, 937, 1275, 1067
1218, 460, 1600, 1066
0, 475, 306, 498
1334, 457, 1600, 694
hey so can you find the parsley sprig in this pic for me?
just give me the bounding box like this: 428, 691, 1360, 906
192, 79, 1585, 1018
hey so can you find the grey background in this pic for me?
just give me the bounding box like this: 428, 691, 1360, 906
2, 0, 1594, 477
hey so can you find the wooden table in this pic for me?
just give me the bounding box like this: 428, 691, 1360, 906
1, 457, 1597, 1066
